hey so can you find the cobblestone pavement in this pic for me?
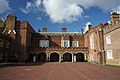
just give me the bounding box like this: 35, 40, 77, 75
0, 62, 120, 80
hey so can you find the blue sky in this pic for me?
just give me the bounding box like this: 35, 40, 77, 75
0, 0, 120, 32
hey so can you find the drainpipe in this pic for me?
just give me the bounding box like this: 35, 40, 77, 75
98, 29, 105, 65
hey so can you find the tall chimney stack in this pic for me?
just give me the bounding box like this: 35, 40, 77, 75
42, 28, 47, 32
88, 24, 92, 30
111, 12, 120, 23
62, 28, 67, 32
6, 14, 17, 32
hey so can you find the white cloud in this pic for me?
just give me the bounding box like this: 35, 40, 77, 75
21, 0, 120, 23
20, 0, 43, 14
20, 8, 28, 14
43, 0, 83, 23
84, 22, 92, 33
0, 0, 10, 14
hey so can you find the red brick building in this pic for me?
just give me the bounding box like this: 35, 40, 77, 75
29, 28, 88, 62
0, 13, 120, 65
84, 24, 105, 64
0, 14, 35, 62
84, 12, 120, 65
103, 12, 120, 65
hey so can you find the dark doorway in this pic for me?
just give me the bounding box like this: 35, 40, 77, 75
76, 53, 84, 62
63, 53, 72, 62
38, 52, 46, 62
29, 54, 35, 62
50, 53, 59, 62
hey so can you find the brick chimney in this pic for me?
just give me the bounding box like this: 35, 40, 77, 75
42, 28, 47, 32
88, 24, 92, 30
111, 12, 120, 23
6, 14, 17, 32
38, 28, 40, 32
81, 29, 84, 36
62, 28, 67, 32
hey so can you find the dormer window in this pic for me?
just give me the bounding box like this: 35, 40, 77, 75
64, 40, 70, 48
61, 40, 70, 48
72, 41, 79, 48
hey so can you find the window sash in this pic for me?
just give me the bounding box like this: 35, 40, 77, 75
72, 41, 79, 47
90, 34, 94, 49
63, 40, 70, 47
106, 35, 111, 44
39, 40, 49, 47
107, 50, 113, 59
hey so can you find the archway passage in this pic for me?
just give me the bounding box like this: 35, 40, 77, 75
50, 53, 59, 62
63, 53, 72, 62
29, 53, 35, 62
38, 52, 46, 62
76, 53, 84, 62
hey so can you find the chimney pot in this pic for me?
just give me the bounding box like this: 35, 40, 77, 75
42, 28, 47, 32
111, 12, 120, 23
88, 24, 92, 30
62, 28, 67, 32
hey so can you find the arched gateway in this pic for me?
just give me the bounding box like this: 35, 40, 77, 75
38, 52, 46, 62
76, 53, 84, 62
63, 53, 72, 62
50, 53, 59, 62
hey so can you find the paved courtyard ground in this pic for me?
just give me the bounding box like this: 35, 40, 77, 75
0, 62, 120, 80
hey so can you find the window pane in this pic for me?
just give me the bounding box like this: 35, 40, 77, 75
107, 50, 113, 59
72, 41, 78, 47
39, 40, 49, 47
90, 34, 94, 49
64, 40, 69, 47
106, 35, 111, 45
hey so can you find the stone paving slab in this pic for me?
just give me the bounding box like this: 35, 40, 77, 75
0, 62, 120, 80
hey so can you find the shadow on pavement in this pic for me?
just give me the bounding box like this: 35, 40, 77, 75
0, 62, 47, 68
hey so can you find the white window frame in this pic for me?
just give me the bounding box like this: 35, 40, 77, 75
106, 35, 111, 45
72, 41, 79, 48
39, 40, 49, 47
107, 50, 113, 59
63, 40, 70, 48
90, 33, 94, 49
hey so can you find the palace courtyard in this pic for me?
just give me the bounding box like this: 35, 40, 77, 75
0, 62, 120, 80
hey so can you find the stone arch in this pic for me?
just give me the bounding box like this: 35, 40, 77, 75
37, 52, 47, 62
63, 53, 72, 62
50, 52, 59, 62
76, 53, 84, 62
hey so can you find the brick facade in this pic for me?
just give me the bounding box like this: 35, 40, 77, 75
0, 14, 35, 62
0, 12, 120, 65
103, 12, 120, 65
30, 29, 88, 62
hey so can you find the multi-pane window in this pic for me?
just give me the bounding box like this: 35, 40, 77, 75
39, 40, 49, 47
72, 41, 79, 48
63, 40, 70, 48
106, 35, 111, 45
107, 50, 113, 59
90, 33, 94, 49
